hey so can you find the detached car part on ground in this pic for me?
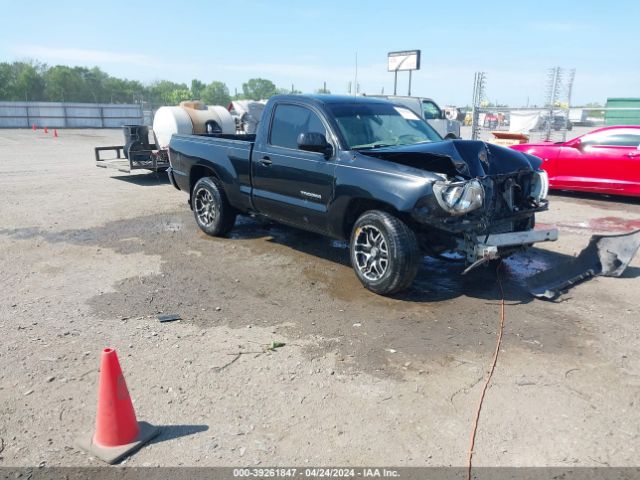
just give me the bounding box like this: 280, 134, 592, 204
528, 229, 640, 300
168, 95, 557, 296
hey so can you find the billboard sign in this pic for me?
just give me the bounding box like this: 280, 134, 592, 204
387, 50, 421, 72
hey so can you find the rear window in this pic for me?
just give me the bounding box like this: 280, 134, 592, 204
269, 104, 326, 150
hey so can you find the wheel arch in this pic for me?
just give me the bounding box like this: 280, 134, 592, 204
342, 198, 406, 239
190, 164, 220, 194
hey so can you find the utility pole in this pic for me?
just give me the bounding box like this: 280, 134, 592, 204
354, 52, 358, 97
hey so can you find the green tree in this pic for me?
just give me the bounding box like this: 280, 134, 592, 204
166, 88, 192, 105
82, 67, 109, 102
242, 78, 277, 100
201, 81, 231, 106
14, 62, 46, 101
0, 63, 12, 99
190, 79, 205, 100
44, 65, 85, 101
147, 80, 191, 105
104, 76, 145, 103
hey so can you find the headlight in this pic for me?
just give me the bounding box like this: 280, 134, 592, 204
432, 178, 484, 215
531, 170, 549, 200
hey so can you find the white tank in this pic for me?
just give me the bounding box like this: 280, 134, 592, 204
208, 106, 235, 134
152, 102, 235, 149
153, 106, 194, 149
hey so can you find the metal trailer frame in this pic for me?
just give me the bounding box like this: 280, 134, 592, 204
94, 145, 170, 173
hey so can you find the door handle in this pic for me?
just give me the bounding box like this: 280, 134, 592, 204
259, 156, 272, 166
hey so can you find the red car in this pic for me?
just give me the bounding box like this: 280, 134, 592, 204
510, 126, 640, 197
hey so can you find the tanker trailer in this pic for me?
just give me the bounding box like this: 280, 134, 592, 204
95, 100, 234, 173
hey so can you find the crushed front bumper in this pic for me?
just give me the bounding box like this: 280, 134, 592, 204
460, 228, 558, 274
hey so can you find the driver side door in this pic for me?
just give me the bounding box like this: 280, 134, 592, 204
251, 103, 337, 232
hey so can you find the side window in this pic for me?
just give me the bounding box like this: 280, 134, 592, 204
422, 101, 441, 120
269, 104, 327, 150
583, 130, 640, 147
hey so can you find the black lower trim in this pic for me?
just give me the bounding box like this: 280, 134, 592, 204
167, 167, 180, 190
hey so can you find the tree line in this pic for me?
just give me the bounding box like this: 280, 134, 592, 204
0, 61, 303, 105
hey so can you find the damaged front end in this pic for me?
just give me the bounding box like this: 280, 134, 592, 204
365, 140, 558, 271
420, 169, 556, 272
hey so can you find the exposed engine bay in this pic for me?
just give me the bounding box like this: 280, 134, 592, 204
362, 140, 556, 271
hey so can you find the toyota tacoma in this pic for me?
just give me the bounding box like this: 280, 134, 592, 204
167, 95, 556, 295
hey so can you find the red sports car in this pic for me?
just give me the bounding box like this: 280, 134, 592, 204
510, 126, 640, 197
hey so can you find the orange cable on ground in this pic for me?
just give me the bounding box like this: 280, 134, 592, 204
467, 263, 506, 480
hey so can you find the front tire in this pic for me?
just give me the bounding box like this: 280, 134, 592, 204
192, 176, 236, 236
350, 210, 420, 295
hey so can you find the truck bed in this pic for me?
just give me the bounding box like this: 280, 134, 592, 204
168, 133, 256, 212
194, 133, 257, 142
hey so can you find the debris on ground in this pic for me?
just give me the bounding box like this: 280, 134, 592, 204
528, 229, 640, 300
267, 341, 286, 351
157, 313, 181, 323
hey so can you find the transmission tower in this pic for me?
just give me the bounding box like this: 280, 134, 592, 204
543, 67, 575, 141
471, 72, 487, 141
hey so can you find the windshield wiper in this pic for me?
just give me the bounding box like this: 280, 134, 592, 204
354, 143, 395, 150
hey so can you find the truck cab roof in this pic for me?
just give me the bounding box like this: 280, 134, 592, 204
268, 94, 393, 107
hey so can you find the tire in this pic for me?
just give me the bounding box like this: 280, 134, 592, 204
192, 176, 236, 236
349, 210, 421, 295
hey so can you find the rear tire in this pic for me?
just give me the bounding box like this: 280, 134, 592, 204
192, 176, 236, 236
350, 210, 420, 295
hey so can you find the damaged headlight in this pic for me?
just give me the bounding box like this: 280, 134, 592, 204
530, 170, 549, 201
432, 178, 485, 215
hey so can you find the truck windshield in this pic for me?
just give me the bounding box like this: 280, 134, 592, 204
328, 103, 442, 150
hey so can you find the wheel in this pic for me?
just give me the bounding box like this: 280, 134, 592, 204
350, 210, 420, 295
192, 176, 236, 236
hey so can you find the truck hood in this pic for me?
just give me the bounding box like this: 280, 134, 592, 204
360, 140, 541, 178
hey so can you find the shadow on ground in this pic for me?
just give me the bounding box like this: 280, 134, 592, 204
147, 424, 209, 447
110, 172, 170, 186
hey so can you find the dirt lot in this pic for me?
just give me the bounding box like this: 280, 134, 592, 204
1, 129, 639, 467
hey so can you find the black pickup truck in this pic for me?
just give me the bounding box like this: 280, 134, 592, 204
168, 95, 556, 295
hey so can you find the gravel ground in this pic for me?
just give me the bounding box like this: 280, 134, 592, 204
0, 128, 639, 467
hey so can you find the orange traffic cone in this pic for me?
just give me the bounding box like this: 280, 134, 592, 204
44, 127, 48, 134
76, 348, 159, 464
53, 129, 58, 138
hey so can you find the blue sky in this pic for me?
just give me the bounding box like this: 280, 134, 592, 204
1, 0, 638, 106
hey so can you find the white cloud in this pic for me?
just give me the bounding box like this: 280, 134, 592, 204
11, 45, 155, 67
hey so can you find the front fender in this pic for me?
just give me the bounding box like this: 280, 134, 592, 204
327, 158, 434, 238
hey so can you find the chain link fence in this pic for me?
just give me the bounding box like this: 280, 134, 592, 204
468, 107, 640, 143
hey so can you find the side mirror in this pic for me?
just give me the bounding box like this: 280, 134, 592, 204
569, 138, 582, 149
297, 132, 333, 157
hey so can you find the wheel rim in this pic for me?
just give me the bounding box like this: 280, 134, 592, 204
194, 187, 217, 227
353, 225, 389, 281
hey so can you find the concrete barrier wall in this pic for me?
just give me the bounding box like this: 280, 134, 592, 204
0, 102, 144, 128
